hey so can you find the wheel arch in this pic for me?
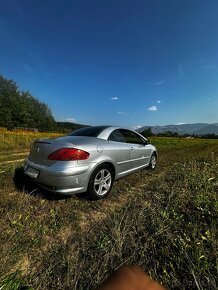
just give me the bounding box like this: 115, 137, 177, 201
95, 161, 116, 179
152, 150, 158, 158
87, 161, 116, 200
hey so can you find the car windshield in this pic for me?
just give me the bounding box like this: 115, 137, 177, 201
69, 126, 109, 137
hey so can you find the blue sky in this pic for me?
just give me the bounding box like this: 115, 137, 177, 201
0, 0, 218, 128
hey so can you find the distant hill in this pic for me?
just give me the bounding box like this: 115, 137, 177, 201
194, 124, 218, 135
137, 123, 218, 136
56, 122, 88, 133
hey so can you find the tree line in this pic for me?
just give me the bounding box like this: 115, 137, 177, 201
0, 75, 87, 132
0, 75, 56, 131
140, 127, 218, 139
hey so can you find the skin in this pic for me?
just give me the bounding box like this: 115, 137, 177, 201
94, 266, 167, 290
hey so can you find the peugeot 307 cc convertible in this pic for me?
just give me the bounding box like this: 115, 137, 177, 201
24, 126, 157, 200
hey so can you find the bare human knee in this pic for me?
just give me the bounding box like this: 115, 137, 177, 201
93, 266, 166, 290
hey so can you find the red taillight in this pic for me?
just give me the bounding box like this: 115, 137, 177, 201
48, 148, 90, 161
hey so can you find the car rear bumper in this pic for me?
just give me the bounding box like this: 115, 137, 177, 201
24, 158, 94, 195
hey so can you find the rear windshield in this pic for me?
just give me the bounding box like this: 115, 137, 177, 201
69, 126, 109, 137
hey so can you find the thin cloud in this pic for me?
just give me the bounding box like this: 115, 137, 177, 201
178, 64, 184, 80
63, 118, 76, 123
23, 63, 34, 74
174, 65, 184, 81
148, 80, 164, 86
200, 64, 215, 70
117, 111, 132, 115
147, 106, 157, 111
26, 50, 44, 67
135, 125, 142, 129
157, 100, 161, 103
196, 60, 216, 70
111, 97, 119, 100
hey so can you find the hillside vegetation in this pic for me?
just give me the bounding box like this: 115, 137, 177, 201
0, 75, 56, 131
0, 75, 86, 133
0, 133, 217, 289
0, 128, 62, 152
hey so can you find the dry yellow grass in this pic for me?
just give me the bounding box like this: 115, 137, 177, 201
0, 129, 62, 152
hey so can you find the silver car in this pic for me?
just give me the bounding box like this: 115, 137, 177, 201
24, 126, 157, 200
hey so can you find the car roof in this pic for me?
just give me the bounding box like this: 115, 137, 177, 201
97, 126, 121, 139
70, 125, 144, 140
97, 126, 143, 140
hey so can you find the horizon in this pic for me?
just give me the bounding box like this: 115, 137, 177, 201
59, 120, 218, 130
0, 0, 218, 128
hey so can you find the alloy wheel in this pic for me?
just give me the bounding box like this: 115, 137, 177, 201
93, 169, 112, 196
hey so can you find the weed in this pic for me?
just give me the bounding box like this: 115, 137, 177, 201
0, 271, 32, 290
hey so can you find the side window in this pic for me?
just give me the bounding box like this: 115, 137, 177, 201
108, 130, 126, 143
120, 129, 145, 145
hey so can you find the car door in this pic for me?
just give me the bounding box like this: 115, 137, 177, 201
120, 129, 151, 170
108, 129, 132, 176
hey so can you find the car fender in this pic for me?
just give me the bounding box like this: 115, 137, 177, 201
85, 155, 117, 181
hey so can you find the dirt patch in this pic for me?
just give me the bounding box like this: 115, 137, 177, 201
12, 255, 30, 276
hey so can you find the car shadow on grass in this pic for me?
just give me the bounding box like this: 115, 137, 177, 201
13, 166, 90, 201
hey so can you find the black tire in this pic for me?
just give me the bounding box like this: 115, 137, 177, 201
88, 164, 114, 200
148, 153, 157, 170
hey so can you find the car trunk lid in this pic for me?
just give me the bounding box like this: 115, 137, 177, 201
28, 136, 105, 166
28, 139, 74, 166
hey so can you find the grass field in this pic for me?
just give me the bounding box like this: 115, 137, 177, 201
0, 130, 217, 289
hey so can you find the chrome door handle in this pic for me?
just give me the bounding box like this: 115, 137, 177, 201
130, 147, 135, 151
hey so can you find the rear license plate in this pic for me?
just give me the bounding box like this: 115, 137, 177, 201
25, 166, 39, 179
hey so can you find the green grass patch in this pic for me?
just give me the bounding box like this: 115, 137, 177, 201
0, 137, 217, 289
0, 271, 33, 290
